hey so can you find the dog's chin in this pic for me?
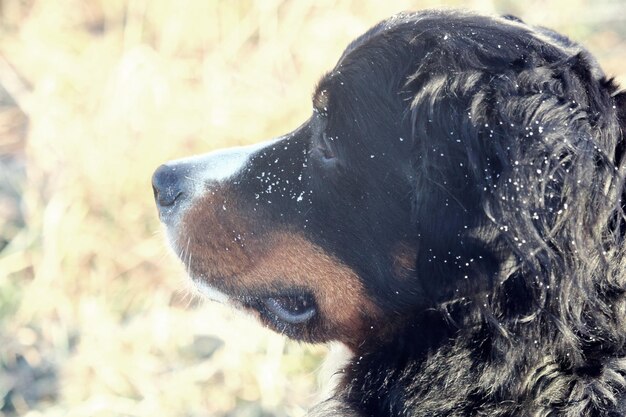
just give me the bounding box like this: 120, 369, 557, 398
191, 278, 230, 303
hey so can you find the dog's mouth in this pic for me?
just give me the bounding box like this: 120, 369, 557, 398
237, 291, 318, 327
194, 276, 318, 326
259, 294, 317, 324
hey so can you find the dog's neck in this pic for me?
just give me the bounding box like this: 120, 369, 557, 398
332, 306, 626, 417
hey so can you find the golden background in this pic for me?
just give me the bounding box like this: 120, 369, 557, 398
0, 1, 624, 416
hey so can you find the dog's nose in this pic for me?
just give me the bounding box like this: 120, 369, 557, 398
152, 142, 270, 220
152, 164, 186, 209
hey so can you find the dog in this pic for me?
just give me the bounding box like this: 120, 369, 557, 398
152, 9, 626, 416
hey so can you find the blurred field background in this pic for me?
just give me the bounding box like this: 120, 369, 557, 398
0, 0, 624, 416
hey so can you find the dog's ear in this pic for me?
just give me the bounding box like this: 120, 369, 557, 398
407, 71, 500, 302
406, 56, 625, 305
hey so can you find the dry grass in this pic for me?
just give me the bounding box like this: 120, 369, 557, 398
0, 1, 624, 416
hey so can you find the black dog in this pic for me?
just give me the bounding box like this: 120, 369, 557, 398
153, 9, 626, 416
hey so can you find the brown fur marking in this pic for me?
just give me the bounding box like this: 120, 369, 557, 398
178, 188, 380, 348
391, 242, 417, 280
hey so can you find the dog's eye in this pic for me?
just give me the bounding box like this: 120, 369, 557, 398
314, 132, 337, 163
263, 294, 317, 324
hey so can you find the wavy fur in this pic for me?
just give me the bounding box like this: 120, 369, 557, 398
325, 10, 626, 417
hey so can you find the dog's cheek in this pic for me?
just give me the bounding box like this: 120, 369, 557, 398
178, 196, 382, 346
177, 188, 262, 281
234, 232, 383, 347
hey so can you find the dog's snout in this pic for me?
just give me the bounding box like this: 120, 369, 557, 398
152, 164, 187, 210
152, 141, 276, 224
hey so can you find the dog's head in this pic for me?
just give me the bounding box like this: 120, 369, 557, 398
153, 10, 626, 350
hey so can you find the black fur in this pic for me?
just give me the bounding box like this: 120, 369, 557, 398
155, 9, 626, 416
307, 10, 626, 417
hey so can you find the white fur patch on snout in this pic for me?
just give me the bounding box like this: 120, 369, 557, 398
166, 138, 282, 201
158, 137, 284, 232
